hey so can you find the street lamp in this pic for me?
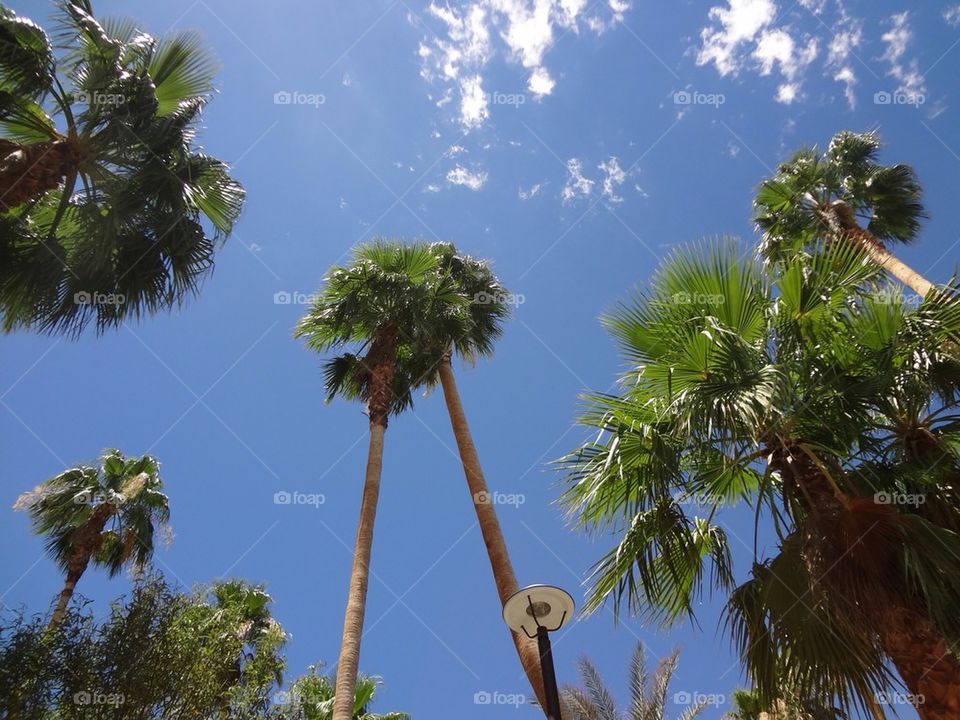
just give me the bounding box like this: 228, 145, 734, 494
502, 584, 574, 720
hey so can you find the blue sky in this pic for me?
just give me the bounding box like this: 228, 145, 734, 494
3, 0, 960, 717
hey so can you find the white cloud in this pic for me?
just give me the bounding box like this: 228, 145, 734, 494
775, 82, 799, 104
881, 12, 927, 99
342, 72, 352, 87
753, 30, 818, 80
460, 75, 490, 128
833, 66, 856, 108
697, 0, 777, 76
423, 183, 441, 193
598, 156, 626, 203
417, 1, 629, 129
561, 158, 594, 203
528, 66, 556, 97
448, 144, 467, 156
447, 165, 488, 190
946, 5, 960, 27
518, 182, 543, 199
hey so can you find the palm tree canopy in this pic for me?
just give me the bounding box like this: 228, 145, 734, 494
0, 1, 244, 335
754, 131, 924, 262
14, 449, 170, 575
295, 240, 472, 416
560, 239, 960, 713
276, 666, 408, 720
562, 645, 707, 720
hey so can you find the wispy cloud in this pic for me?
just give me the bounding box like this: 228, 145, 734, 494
447, 165, 488, 190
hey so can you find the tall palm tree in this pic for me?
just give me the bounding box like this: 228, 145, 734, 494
14, 449, 170, 630
295, 240, 469, 720
560, 240, 960, 719
755, 130, 932, 297
725, 689, 840, 720
0, 1, 244, 334
417, 242, 546, 709
562, 644, 707, 720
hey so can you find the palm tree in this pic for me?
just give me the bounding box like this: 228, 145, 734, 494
274, 667, 408, 720
295, 240, 469, 720
560, 240, 960, 719
725, 689, 840, 720
0, 1, 244, 335
562, 644, 707, 720
419, 242, 546, 709
208, 581, 286, 717
13, 449, 170, 630
755, 130, 932, 297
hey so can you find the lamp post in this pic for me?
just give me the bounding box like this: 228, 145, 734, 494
502, 584, 574, 720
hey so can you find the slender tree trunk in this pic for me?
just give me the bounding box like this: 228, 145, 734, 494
829, 204, 934, 298
0, 139, 82, 211
332, 327, 397, 720
47, 562, 87, 631
876, 604, 960, 720
437, 357, 548, 712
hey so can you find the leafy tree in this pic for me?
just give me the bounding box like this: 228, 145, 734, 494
561, 645, 706, 720
561, 240, 960, 719
725, 688, 840, 720
0, 574, 285, 719
14, 449, 170, 629
0, 0, 244, 334
295, 240, 468, 720
755, 130, 931, 297
271, 667, 407, 720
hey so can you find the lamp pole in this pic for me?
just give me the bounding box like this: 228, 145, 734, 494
502, 584, 574, 720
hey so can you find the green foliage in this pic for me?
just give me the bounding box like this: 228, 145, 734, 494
14, 449, 170, 576
0, 574, 285, 719
562, 644, 706, 720
270, 667, 408, 720
0, 1, 244, 335
754, 130, 924, 262
560, 238, 960, 714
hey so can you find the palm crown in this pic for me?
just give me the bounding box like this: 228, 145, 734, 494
561, 239, 960, 713
295, 240, 472, 418
16, 449, 170, 575
0, 0, 244, 334
754, 131, 924, 262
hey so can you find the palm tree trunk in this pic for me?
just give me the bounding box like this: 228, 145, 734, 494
332, 328, 397, 720
0, 139, 82, 212
47, 561, 87, 631
876, 604, 960, 720
437, 356, 548, 712
858, 236, 933, 298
